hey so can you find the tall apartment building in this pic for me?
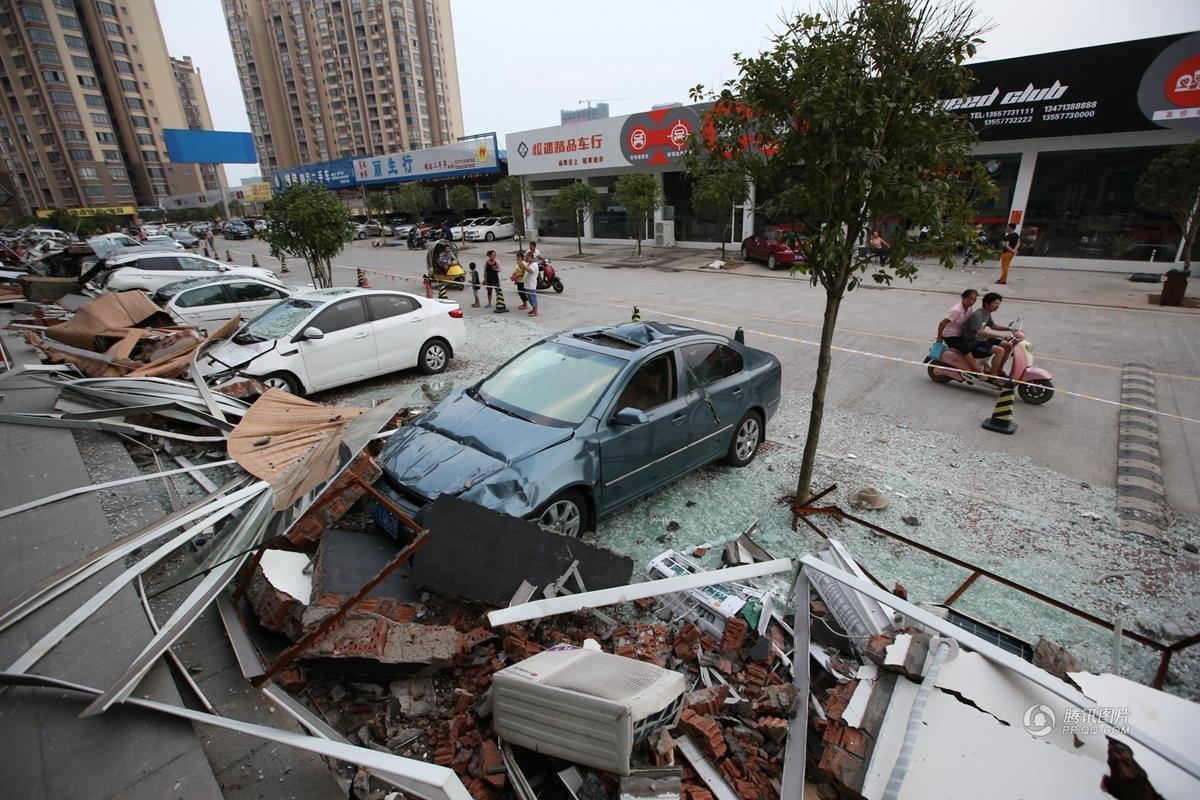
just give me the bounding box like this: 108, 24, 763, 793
170, 55, 225, 193
0, 0, 218, 214
222, 0, 464, 177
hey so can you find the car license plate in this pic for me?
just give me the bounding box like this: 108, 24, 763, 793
370, 498, 401, 538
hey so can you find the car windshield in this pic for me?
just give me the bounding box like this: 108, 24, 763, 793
476, 341, 624, 425
234, 298, 323, 343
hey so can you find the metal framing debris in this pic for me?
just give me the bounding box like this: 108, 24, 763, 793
780, 570, 810, 799
135, 574, 215, 714
793, 483, 1198, 689
0, 672, 473, 800
487, 558, 794, 626
799, 555, 1200, 783
676, 735, 740, 800
0, 458, 237, 521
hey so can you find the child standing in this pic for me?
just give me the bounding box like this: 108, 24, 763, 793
468, 262, 481, 308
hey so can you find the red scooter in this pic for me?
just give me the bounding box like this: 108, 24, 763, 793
924, 319, 1055, 404
534, 258, 564, 293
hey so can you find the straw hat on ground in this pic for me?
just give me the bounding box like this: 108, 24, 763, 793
849, 486, 890, 511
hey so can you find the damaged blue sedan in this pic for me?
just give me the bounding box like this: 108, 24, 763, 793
372, 320, 782, 537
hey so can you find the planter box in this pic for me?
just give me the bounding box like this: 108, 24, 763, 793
1161, 271, 1190, 307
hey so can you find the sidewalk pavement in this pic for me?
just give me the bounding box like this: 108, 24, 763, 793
547, 241, 1198, 313
0, 318, 340, 800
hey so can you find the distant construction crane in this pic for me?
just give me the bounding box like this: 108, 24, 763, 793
577, 98, 633, 109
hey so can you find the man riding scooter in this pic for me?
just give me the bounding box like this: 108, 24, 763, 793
945, 291, 1016, 384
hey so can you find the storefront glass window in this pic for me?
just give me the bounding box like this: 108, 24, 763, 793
1023, 147, 1181, 261
972, 154, 1021, 243
590, 176, 632, 240
663, 171, 726, 243
530, 178, 576, 239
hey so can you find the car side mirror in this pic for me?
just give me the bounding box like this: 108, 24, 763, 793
612, 407, 649, 426
296, 326, 324, 342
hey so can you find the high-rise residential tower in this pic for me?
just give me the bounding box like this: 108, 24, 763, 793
0, 0, 223, 214
222, 0, 463, 177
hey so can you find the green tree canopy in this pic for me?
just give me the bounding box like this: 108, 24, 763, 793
366, 192, 392, 217
263, 182, 355, 288
1136, 140, 1200, 272
391, 182, 433, 221
693, 0, 991, 502
549, 181, 602, 255
613, 173, 662, 256
490, 176, 529, 247
447, 185, 477, 240
686, 156, 748, 258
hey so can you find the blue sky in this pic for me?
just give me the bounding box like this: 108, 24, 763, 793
154, 0, 1200, 185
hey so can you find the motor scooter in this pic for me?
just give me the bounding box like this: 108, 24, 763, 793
406, 231, 427, 250
924, 318, 1055, 404
534, 258, 564, 293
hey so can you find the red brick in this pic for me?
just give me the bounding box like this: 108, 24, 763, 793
817, 745, 865, 788
433, 746, 455, 766
678, 621, 702, 645
678, 708, 726, 760
721, 617, 750, 654
841, 726, 869, 758
683, 685, 730, 717
735, 779, 759, 800
653, 729, 677, 766
481, 740, 504, 775
757, 716, 789, 742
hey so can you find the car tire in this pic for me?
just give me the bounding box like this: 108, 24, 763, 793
767, 254, 778, 270
725, 409, 763, 467
417, 338, 450, 374
535, 488, 587, 537
485, 231, 495, 241
740, 244, 750, 261
261, 371, 302, 395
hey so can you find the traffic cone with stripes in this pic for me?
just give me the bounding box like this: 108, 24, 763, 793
279, 256, 289, 274
632, 306, 641, 322
982, 381, 1018, 434
493, 285, 508, 313
357, 268, 369, 288
251, 253, 260, 268
225, 249, 232, 262
437, 279, 448, 300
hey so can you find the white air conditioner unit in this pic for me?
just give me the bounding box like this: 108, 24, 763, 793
646, 549, 748, 640
491, 643, 685, 775
654, 220, 675, 248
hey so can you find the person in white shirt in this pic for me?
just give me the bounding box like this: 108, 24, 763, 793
523, 254, 540, 317
937, 288, 979, 371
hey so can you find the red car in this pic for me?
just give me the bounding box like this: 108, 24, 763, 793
740, 226, 804, 270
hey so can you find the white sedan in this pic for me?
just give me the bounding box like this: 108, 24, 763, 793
464, 216, 516, 242
197, 288, 467, 395
89, 251, 282, 293
143, 234, 185, 251
154, 276, 296, 335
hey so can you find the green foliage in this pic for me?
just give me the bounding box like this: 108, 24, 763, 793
447, 185, 477, 240
43, 208, 123, 237
262, 182, 355, 288
613, 173, 662, 255
686, 156, 748, 258
1136, 141, 1200, 271
691, 0, 990, 502
165, 204, 222, 224
366, 192, 392, 216
228, 200, 244, 217
549, 181, 602, 254
391, 182, 433, 220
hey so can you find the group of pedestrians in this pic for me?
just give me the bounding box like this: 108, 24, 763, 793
466, 242, 544, 317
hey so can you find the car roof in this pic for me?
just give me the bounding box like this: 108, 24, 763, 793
287, 287, 421, 302
156, 274, 285, 299
105, 249, 203, 266
553, 321, 720, 357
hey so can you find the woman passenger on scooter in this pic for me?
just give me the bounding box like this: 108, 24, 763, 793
938, 289, 979, 371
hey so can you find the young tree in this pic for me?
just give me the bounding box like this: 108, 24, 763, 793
549, 181, 602, 255
686, 157, 749, 259
491, 175, 529, 250
447, 185, 477, 241
228, 199, 244, 218
1136, 140, 1200, 273
263, 182, 356, 288
613, 173, 662, 256
693, 0, 991, 504
366, 191, 391, 218
392, 182, 433, 223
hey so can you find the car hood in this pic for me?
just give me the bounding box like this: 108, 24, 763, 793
378, 389, 573, 501
197, 337, 277, 374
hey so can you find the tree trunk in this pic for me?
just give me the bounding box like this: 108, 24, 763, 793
576, 211, 583, 255
795, 286, 845, 505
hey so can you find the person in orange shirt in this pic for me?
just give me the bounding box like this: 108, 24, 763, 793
998, 223, 1019, 284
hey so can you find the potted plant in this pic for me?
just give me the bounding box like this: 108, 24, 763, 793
1162, 266, 1190, 307
1135, 141, 1200, 307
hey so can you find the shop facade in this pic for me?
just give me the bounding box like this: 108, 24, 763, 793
506, 31, 1199, 271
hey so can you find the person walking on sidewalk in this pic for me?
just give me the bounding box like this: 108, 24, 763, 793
998, 223, 1019, 284
483, 250, 501, 307
513, 255, 529, 310
523, 253, 539, 317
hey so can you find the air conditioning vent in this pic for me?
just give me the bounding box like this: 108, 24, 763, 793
654, 220, 675, 248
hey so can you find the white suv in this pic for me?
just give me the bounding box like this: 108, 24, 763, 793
88, 251, 281, 294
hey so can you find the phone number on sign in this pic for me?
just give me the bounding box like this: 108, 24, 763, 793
984, 115, 1034, 126
1042, 110, 1096, 121
1044, 101, 1098, 113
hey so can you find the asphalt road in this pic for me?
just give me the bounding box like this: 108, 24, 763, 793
221, 236, 1200, 514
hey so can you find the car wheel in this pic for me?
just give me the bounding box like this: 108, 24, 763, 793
1018, 379, 1054, 404
725, 410, 763, 467
418, 338, 450, 374
485, 231, 495, 241
767, 253, 778, 270
261, 371, 302, 395
536, 489, 587, 537
740, 244, 750, 260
